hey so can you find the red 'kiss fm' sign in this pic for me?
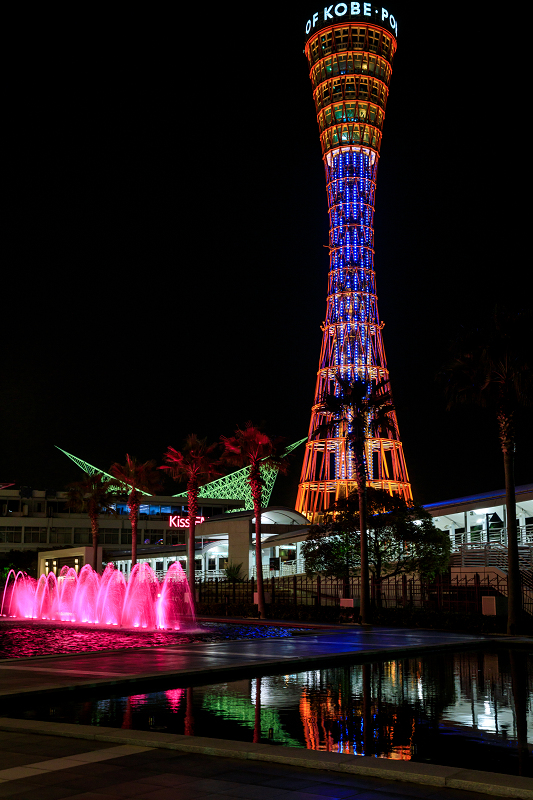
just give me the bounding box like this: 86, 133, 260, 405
169, 516, 205, 528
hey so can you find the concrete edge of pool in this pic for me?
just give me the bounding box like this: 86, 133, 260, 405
0, 717, 530, 798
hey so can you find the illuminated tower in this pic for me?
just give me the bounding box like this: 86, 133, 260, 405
297, 4, 411, 522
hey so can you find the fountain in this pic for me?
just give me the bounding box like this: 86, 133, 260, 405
0, 561, 196, 630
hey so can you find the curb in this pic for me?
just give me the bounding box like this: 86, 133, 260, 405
0, 717, 530, 798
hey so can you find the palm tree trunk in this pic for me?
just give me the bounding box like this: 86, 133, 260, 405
187, 483, 198, 593
358, 484, 370, 624
251, 473, 265, 618
253, 677, 262, 743
503, 435, 521, 634
89, 512, 99, 572
129, 499, 139, 567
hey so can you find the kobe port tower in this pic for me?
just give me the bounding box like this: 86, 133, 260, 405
296, 3, 412, 523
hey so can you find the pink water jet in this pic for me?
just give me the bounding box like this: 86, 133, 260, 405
0, 562, 195, 630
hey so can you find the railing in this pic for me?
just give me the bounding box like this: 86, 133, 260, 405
195, 573, 532, 617
450, 525, 532, 551
279, 559, 307, 576
249, 559, 306, 578
450, 543, 533, 570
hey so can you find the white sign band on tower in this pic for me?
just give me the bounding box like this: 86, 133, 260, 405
305, 5, 397, 36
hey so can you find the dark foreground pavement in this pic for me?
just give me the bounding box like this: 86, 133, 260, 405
0, 727, 531, 800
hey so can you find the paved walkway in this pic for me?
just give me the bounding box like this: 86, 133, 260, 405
0, 725, 531, 799
0, 627, 490, 699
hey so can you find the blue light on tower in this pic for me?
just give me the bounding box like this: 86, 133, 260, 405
297, 8, 412, 520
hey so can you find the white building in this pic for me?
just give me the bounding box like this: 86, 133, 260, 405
2, 484, 532, 580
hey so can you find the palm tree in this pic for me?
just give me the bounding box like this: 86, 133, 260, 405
109, 455, 163, 567
66, 472, 115, 571
316, 375, 397, 623
440, 307, 532, 634
221, 422, 288, 619
161, 435, 222, 588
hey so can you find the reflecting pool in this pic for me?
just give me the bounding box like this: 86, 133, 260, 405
0, 620, 306, 658
5, 648, 531, 776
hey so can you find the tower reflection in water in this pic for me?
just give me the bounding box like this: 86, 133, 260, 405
19, 650, 532, 776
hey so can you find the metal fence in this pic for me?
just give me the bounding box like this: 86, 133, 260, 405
196, 572, 532, 616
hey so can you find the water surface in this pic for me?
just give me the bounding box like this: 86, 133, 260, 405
0, 620, 305, 659
5, 648, 531, 776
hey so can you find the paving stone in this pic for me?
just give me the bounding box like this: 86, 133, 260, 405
0, 754, 48, 770
57, 794, 121, 800
6, 786, 75, 800
289, 783, 363, 798
0, 784, 35, 799
184, 778, 256, 794
135, 772, 200, 787
261, 777, 323, 790
135, 785, 215, 800
208, 784, 293, 799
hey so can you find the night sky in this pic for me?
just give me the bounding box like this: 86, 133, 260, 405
3, 3, 531, 506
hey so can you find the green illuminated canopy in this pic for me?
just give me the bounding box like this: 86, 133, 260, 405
56, 438, 307, 508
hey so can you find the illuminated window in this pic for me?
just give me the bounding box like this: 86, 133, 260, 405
336, 54, 347, 74
380, 34, 391, 59
345, 76, 356, 98
320, 31, 333, 55
367, 30, 380, 53
334, 28, 349, 51
351, 27, 365, 49
358, 77, 369, 100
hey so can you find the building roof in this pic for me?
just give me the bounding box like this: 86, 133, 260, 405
201, 506, 309, 525
423, 484, 533, 515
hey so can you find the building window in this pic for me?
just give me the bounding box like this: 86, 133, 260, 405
143, 530, 164, 545
0, 528, 22, 543
74, 529, 91, 544
351, 27, 365, 49
169, 535, 186, 546
334, 28, 349, 51
23, 527, 47, 543
99, 528, 119, 544
121, 533, 141, 544
320, 31, 333, 55
367, 29, 380, 53
49, 529, 72, 544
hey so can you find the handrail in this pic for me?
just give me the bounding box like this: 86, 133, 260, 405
450, 543, 533, 570
450, 525, 532, 552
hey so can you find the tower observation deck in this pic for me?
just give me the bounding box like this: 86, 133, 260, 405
296, 4, 412, 522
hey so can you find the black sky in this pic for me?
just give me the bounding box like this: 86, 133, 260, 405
3, 3, 531, 505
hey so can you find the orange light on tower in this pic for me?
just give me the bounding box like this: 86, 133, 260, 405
297, 4, 411, 522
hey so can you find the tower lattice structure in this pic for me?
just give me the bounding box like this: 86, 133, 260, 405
297, 6, 411, 522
